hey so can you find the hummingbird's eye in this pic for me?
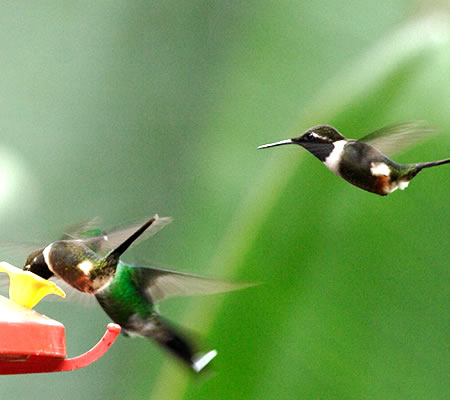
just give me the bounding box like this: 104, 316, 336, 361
305, 133, 313, 140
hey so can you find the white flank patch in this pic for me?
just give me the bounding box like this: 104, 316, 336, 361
324, 140, 347, 174
192, 350, 218, 373
78, 260, 94, 275
386, 179, 409, 194
388, 185, 399, 194
398, 180, 410, 190
370, 162, 390, 176
42, 244, 54, 272
389, 181, 409, 193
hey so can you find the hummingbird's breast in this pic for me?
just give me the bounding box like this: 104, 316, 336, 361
332, 141, 399, 195
43, 240, 110, 293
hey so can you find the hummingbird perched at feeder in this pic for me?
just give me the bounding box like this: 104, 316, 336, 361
22, 215, 249, 372
258, 121, 450, 196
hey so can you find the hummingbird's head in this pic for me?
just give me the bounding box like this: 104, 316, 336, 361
293, 125, 345, 145
258, 125, 345, 161
23, 247, 54, 280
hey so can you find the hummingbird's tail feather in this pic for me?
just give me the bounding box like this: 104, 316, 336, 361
404, 158, 450, 180
143, 315, 217, 373
416, 158, 450, 169
192, 350, 218, 373
105, 215, 160, 264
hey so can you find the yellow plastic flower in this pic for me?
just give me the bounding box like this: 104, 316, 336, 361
0, 261, 65, 308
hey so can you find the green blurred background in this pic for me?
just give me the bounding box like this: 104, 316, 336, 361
0, 1, 449, 399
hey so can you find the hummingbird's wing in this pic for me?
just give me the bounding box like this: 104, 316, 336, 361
80, 215, 173, 256
131, 265, 255, 304
359, 121, 436, 156
61, 217, 103, 240
0, 218, 105, 266
61, 215, 173, 255
0, 241, 46, 266
1, 216, 172, 304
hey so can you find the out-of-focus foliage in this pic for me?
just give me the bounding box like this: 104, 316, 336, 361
0, 2, 448, 400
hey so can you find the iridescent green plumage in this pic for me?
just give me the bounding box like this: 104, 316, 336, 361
96, 262, 147, 325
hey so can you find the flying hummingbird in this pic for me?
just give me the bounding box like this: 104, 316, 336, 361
22, 215, 248, 372
258, 121, 450, 196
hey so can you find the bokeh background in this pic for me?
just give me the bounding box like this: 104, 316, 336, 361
0, 1, 449, 399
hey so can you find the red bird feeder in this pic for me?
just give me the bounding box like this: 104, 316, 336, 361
0, 262, 121, 375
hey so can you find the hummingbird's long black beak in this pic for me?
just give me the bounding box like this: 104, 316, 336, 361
257, 139, 293, 149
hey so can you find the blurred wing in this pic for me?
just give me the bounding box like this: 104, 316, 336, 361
0, 218, 104, 265
132, 265, 255, 304
0, 215, 171, 261
360, 121, 436, 156
79, 215, 173, 256
61, 217, 103, 240
0, 218, 103, 265
0, 241, 45, 266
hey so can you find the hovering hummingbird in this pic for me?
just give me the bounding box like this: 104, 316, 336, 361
258, 121, 450, 196
22, 215, 248, 372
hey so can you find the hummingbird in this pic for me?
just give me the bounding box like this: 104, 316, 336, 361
258, 121, 450, 196
22, 215, 248, 372
23, 215, 167, 293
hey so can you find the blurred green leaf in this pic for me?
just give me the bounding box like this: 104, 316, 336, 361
152, 12, 450, 400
